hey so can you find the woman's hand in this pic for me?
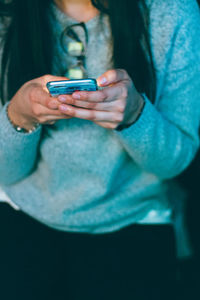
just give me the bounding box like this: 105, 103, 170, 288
57, 69, 144, 129
8, 75, 71, 131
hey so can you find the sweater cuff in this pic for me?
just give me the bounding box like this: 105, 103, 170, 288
0, 103, 42, 143
114, 95, 157, 143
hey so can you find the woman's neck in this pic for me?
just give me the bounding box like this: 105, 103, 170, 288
54, 0, 99, 22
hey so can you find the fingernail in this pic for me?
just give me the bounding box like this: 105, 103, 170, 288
59, 105, 68, 112
99, 77, 107, 85
58, 95, 67, 102
73, 93, 81, 99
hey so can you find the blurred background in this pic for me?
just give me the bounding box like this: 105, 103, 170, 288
177, 148, 200, 299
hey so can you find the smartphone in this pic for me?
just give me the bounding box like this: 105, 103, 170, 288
46, 78, 98, 97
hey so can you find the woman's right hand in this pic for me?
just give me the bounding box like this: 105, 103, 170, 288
7, 75, 71, 131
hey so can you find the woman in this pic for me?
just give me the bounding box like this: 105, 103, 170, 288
0, 0, 200, 299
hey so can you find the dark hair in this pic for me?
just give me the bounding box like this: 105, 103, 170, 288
0, 0, 156, 104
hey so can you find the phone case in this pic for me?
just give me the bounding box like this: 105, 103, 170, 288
46, 79, 98, 96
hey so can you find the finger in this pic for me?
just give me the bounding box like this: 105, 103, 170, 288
58, 104, 123, 123
61, 97, 125, 113
97, 69, 130, 87
41, 114, 71, 123
71, 90, 107, 103
31, 87, 61, 109
33, 103, 71, 118
31, 85, 54, 105
59, 83, 127, 103
94, 121, 118, 130
47, 99, 60, 110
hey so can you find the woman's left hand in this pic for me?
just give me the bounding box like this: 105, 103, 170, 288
57, 69, 144, 129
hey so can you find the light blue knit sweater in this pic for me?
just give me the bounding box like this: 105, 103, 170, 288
0, 0, 199, 233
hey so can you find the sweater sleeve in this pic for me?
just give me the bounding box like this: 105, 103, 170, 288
114, 0, 200, 180
0, 103, 42, 185
0, 17, 42, 185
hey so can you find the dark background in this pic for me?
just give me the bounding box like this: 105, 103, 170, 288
178, 149, 200, 299
179, 149, 200, 255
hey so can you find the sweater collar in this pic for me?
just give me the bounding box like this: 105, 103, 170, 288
50, 2, 101, 30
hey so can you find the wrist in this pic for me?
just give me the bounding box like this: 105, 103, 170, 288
7, 102, 39, 133
116, 93, 145, 131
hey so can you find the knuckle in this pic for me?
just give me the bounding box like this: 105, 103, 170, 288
32, 106, 41, 117
116, 102, 126, 113
29, 87, 37, 103
88, 111, 95, 121
88, 102, 96, 109
90, 111, 96, 121
100, 92, 107, 102
121, 85, 128, 98
46, 99, 53, 108
44, 97, 51, 107
67, 98, 75, 105
81, 92, 89, 99
71, 99, 77, 106
108, 69, 117, 81
68, 107, 75, 117
114, 113, 123, 123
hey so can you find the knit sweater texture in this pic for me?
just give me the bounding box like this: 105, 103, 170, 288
0, 0, 200, 233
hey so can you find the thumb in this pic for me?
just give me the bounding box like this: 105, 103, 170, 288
97, 69, 129, 87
